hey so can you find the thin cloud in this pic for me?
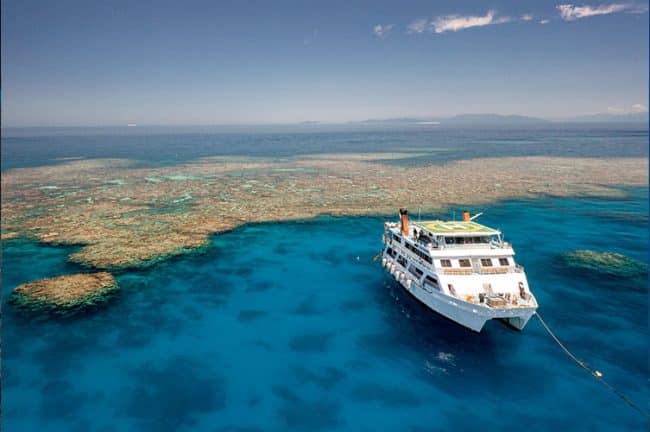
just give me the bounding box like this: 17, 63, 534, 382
407, 10, 532, 35
557, 3, 648, 21
632, 103, 648, 112
540, 19, 551, 24
373, 24, 394, 39
607, 106, 625, 114
432, 10, 511, 33
406, 18, 429, 34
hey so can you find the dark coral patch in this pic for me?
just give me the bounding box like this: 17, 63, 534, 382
238, 309, 267, 322
272, 386, 301, 402
289, 332, 335, 353
277, 399, 341, 431
216, 427, 264, 432
291, 365, 346, 389
291, 298, 321, 316
121, 356, 226, 432
339, 299, 367, 312
351, 382, 421, 406
559, 250, 648, 279
245, 280, 275, 292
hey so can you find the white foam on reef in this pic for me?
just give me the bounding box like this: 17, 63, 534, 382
166, 174, 198, 181
436, 352, 455, 365
423, 360, 448, 375
173, 194, 193, 203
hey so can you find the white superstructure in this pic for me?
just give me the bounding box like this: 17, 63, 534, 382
381, 209, 537, 332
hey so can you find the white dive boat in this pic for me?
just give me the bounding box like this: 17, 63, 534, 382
381, 209, 538, 332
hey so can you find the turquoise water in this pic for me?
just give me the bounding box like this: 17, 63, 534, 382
2, 188, 647, 431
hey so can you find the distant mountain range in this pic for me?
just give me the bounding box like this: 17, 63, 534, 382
353, 112, 648, 126
442, 114, 549, 125
355, 114, 547, 126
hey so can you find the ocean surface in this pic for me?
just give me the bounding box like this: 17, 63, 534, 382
2, 186, 648, 431
2, 123, 648, 170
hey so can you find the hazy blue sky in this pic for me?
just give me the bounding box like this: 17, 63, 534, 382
2, 0, 648, 126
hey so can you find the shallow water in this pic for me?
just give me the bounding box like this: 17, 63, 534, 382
2, 188, 648, 431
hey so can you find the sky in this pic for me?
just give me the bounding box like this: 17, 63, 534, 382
1, 0, 648, 126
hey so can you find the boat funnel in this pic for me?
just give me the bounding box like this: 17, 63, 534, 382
462, 211, 470, 222
400, 209, 409, 236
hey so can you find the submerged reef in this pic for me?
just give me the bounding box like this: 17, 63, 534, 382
10, 272, 118, 312
560, 250, 648, 278
1, 154, 647, 272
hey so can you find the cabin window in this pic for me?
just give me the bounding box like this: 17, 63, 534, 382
499, 258, 510, 266
386, 247, 396, 258
405, 241, 433, 264
424, 276, 439, 290
440, 259, 452, 268
459, 259, 471, 268
480, 258, 493, 267
445, 237, 455, 244
394, 235, 402, 244
397, 255, 407, 267
408, 265, 423, 278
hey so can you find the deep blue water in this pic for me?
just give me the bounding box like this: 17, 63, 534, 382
2, 187, 648, 431
2, 124, 648, 170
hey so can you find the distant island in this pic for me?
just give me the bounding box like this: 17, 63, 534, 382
351, 112, 648, 127
559, 112, 649, 123
441, 113, 549, 126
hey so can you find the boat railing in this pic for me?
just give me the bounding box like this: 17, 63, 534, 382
442, 268, 473, 276
439, 243, 493, 249
441, 266, 522, 275
477, 267, 509, 275
438, 243, 513, 250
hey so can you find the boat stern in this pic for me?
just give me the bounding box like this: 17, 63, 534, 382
501, 309, 536, 330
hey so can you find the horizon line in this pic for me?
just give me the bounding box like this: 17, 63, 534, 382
2, 112, 649, 129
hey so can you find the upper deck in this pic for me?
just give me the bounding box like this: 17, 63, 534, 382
413, 220, 500, 237
385, 215, 512, 255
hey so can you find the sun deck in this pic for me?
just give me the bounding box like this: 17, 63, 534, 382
414, 220, 500, 237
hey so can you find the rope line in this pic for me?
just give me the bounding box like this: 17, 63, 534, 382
535, 312, 649, 419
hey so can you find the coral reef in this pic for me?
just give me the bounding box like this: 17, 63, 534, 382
560, 250, 648, 278
10, 272, 118, 311
2, 154, 647, 271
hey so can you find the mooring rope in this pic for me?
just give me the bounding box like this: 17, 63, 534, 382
535, 312, 649, 419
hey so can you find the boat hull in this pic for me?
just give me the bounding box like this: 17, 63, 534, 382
384, 259, 536, 332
